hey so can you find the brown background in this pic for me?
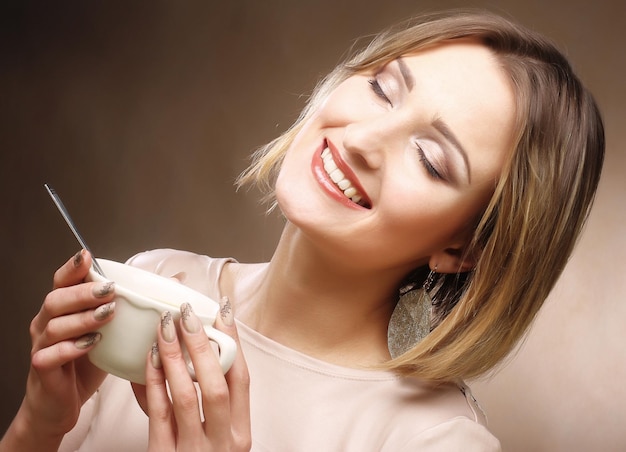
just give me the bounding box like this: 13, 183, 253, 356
1, 1, 624, 450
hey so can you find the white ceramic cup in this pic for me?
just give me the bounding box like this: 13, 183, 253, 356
85, 258, 237, 384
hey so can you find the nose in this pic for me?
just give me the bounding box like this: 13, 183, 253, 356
341, 114, 406, 170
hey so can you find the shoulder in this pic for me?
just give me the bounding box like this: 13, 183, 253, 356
398, 416, 501, 451
125, 248, 212, 273
378, 380, 498, 450
125, 248, 235, 296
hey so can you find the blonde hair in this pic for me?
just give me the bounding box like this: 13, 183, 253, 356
237, 10, 605, 381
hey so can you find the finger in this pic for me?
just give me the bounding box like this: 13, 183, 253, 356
215, 297, 251, 446
144, 343, 176, 450
32, 281, 115, 339
37, 281, 115, 324
52, 250, 92, 289
157, 311, 204, 438
35, 299, 115, 349
31, 333, 101, 373
43, 281, 115, 320
179, 303, 232, 442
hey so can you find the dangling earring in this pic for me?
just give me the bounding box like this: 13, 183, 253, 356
387, 267, 437, 359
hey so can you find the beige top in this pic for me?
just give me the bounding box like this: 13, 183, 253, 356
59, 249, 501, 451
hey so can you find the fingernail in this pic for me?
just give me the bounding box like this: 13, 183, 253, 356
93, 281, 115, 298
151, 342, 162, 369
161, 311, 176, 342
73, 249, 85, 268
219, 296, 233, 326
94, 302, 115, 321
75, 332, 101, 349
181, 302, 200, 334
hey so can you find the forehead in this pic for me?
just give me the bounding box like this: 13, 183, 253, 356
400, 41, 517, 183
399, 40, 511, 113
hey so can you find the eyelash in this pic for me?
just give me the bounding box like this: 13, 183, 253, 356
368, 78, 392, 106
368, 77, 443, 181
417, 146, 442, 180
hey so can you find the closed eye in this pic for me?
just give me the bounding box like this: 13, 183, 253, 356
368, 78, 393, 107
417, 146, 443, 180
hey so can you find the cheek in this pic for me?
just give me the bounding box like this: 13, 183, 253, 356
378, 182, 490, 250
274, 132, 323, 222
277, 121, 319, 182
316, 78, 374, 124
275, 152, 310, 208
275, 169, 311, 226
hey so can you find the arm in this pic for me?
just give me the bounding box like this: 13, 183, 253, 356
0, 251, 115, 452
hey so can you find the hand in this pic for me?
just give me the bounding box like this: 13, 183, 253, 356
134, 298, 251, 452
1, 250, 116, 451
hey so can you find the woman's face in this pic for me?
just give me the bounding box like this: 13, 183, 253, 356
275, 40, 516, 275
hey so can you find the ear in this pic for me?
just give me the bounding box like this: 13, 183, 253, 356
429, 246, 477, 274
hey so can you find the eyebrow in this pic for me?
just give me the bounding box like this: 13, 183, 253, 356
432, 117, 471, 183
397, 57, 414, 91
396, 57, 471, 183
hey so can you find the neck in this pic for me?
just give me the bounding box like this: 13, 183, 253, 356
232, 223, 405, 367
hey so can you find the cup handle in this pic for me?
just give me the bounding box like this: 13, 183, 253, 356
185, 326, 237, 379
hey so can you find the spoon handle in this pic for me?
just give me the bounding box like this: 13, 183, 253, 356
44, 184, 106, 277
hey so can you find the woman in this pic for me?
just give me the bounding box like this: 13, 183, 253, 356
1, 10, 604, 451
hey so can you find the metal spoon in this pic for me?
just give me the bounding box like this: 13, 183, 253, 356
44, 183, 106, 277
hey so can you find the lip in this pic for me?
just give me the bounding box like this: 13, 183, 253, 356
310, 139, 372, 210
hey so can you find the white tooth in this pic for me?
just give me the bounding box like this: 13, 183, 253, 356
329, 169, 344, 183
320, 148, 366, 205
344, 187, 357, 198
323, 158, 337, 173
337, 179, 351, 190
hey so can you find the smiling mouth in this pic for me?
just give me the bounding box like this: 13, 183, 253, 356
321, 147, 370, 208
